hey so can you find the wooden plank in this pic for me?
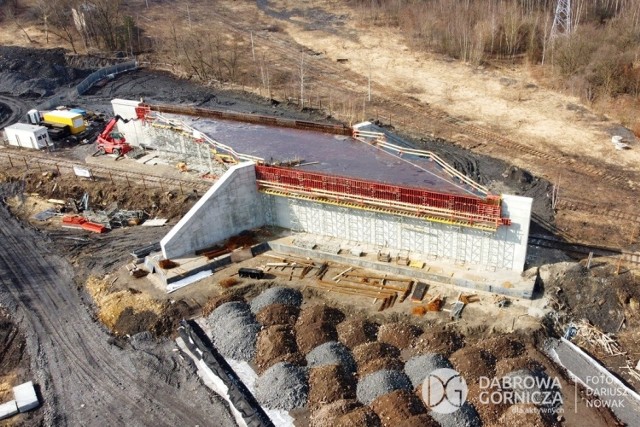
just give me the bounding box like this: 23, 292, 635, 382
399, 280, 413, 303
411, 282, 428, 302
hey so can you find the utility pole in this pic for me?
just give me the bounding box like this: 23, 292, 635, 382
550, 0, 571, 39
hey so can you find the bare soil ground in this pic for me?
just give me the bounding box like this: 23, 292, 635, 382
0, 4, 638, 424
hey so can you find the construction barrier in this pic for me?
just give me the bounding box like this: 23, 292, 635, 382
76, 61, 138, 96
255, 165, 511, 230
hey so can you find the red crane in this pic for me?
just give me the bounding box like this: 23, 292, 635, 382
96, 115, 133, 157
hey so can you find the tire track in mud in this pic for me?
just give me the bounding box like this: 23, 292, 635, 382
0, 95, 28, 129
0, 204, 234, 426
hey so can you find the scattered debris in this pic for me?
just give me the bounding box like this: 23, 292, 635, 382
141, 218, 168, 227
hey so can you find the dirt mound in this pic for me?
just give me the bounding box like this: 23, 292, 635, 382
549, 264, 639, 333
358, 357, 404, 377
337, 406, 381, 427
0, 46, 82, 97
475, 335, 525, 359
495, 357, 546, 379
396, 414, 439, 427
297, 304, 345, 326
202, 293, 245, 316
256, 303, 300, 326
308, 364, 356, 409
449, 347, 497, 384
87, 276, 165, 336
498, 404, 550, 426
337, 317, 379, 348
377, 322, 422, 349
309, 399, 361, 427
295, 304, 345, 354
255, 325, 302, 373
370, 389, 427, 426
467, 383, 509, 425
295, 320, 338, 354
409, 329, 465, 357
353, 342, 400, 368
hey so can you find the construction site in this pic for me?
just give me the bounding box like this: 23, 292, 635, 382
2, 1, 640, 426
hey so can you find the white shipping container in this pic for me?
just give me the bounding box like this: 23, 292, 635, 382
3, 123, 51, 150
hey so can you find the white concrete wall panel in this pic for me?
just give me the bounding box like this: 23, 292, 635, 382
161, 162, 265, 259
110, 99, 148, 147
265, 193, 532, 272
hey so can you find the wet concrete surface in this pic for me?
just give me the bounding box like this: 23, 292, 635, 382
186, 116, 481, 197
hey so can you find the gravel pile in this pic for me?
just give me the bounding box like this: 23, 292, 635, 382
404, 353, 453, 388
429, 402, 481, 427
356, 369, 413, 405
208, 301, 252, 325
208, 301, 261, 361
255, 362, 309, 411
306, 341, 356, 373
250, 287, 303, 314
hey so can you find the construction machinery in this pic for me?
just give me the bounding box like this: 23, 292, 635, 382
96, 115, 133, 157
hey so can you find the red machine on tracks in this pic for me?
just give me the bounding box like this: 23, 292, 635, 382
95, 115, 133, 157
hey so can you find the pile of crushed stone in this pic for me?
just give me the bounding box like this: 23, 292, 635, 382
404, 353, 453, 388
208, 301, 260, 361
306, 341, 356, 373
250, 286, 303, 314
255, 362, 309, 411
356, 369, 413, 405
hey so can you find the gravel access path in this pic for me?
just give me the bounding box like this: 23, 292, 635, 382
0, 200, 234, 426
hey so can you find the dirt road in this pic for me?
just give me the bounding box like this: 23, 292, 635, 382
0, 196, 234, 426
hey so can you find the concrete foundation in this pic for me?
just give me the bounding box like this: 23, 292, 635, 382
161, 162, 265, 259
160, 161, 532, 274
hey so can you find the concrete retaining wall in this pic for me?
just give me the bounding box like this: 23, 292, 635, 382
264, 194, 532, 272
110, 99, 147, 147
161, 162, 265, 259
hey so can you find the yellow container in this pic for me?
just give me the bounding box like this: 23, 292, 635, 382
42, 111, 86, 135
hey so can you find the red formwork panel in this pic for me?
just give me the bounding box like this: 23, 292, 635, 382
255, 165, 510, 226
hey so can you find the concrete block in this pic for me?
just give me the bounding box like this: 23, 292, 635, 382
0, 400, 18, 420
13, 381, 39, 412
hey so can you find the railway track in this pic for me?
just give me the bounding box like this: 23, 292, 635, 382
0, 150, 212, 192
528, 234, 640, 267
